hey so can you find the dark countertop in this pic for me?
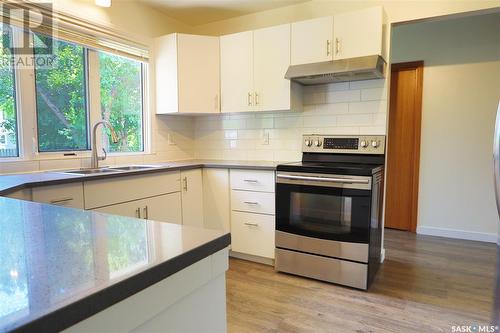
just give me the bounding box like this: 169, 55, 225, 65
0, 197, 230, 333
0, 159, 278, 196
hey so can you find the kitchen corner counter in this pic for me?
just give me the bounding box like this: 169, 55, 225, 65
0, 159, 278, 196
0, 197, 230, 333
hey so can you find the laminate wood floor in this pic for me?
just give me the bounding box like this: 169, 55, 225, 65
226, 229, 497, 333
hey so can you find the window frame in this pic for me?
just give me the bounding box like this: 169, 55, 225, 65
0, 23, 20, 160
1, 26, 150, 162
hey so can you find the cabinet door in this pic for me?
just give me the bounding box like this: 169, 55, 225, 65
177, 34, 220, 113
291, 16, 334, 65
333, 7, 383, 60
231, 211, 275, 259
220, 31, 254, 113
203, 168, 230, 232
93, 199, 143, 219
253, 24, 291, 112
93, 193, 182, 225
145, 192, 182, 225
32, 183, 84, 209
181, 169, 204, 228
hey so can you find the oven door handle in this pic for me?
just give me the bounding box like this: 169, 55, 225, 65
276, 174, 370, 184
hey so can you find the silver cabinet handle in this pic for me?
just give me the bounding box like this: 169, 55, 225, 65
50, 197, 73, 204
136, 207, 141, 218
243, 179, 258, 183
335, 38, 340, 55
277, 174, 369, 184
326, 39, 331, 56
244, 201, 259, 205
143, 205, 149, 220
183, 176, 188, 191
254, 92, 259, 106
247, 92, 253, 106
244, 222, 258, 227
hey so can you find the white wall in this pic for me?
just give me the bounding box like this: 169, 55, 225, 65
392, 13, 500, 242
192, 0, 500, 35
194, 79, 387, 161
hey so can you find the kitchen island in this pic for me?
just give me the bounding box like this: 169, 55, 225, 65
0, 196, 230, 333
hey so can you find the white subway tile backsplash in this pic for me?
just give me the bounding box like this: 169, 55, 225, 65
337, 114, 372, 126
349, 79, 385, 90
361, 87, 387, 101
274, 116, 303, 129
311, 103, 349, 115
349, 100, 386, 114
326, 89, 361, 104
303, 115, 336, 128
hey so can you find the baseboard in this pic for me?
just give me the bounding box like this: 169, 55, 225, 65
416, 226, 498, 243
229, 251, 274, 266
380, 248, 385, 263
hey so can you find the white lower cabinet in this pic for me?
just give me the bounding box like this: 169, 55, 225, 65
203, 168, 230, 232
229, 169, 276, 261
181, 169, 204, 228
93, 192, 182, 225
32, 182, 84, 209
231, 211, 275, 259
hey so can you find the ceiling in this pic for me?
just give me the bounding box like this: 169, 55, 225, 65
139, 0, 310, 26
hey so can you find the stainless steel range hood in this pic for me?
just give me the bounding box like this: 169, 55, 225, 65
285, 55, 386, 85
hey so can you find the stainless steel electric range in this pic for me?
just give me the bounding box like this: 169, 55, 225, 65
274, 134, 386, 290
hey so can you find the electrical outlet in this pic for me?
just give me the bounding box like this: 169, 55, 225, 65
167, 133, 176, 145
262, 130, 270, 145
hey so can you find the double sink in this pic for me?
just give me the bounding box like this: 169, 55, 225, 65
61, 165, 163, 176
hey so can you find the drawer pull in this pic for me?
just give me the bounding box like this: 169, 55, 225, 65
244, 201, 259, 205
136, 208, 141, 219
244, 222, 259, 227
243, 179, 258, 183
50, 197, 73, 204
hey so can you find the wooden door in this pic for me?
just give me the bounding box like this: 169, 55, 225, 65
333, 6, 383, 60
220, 31, 254, 113
291, 16, 333, 65
253, 23, 291, 112
385, 61, 424, 231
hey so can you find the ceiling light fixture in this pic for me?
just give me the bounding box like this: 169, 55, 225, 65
95, 0, 111, 7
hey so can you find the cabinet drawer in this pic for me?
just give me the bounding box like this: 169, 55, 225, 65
230, 169, 275, 192
84, 171, 180, 209
231, 211, 275, 259
231, 190, 275, 215
32, 182, 84, 209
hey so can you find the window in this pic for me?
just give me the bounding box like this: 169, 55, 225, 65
0, 24, 19, 158
34, 35, 89, 152
0, 24, 148, 159
99, 52, 144, 153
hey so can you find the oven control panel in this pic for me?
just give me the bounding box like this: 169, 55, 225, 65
303, 135, 386, 154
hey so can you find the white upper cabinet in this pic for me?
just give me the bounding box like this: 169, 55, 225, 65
220, 31, 254, 113
155, 33, 220, 114
291, 16, 334, 65
221, 25, 298, 113
253, 24, 291, 112
333, 6, 385, 60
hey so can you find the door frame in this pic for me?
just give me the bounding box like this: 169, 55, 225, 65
387, 61, 424, 232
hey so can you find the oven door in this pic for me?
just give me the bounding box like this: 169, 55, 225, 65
276, 172, 372, 243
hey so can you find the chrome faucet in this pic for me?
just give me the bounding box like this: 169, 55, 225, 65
90, 120, 119, 169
